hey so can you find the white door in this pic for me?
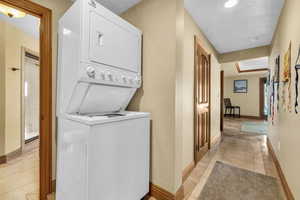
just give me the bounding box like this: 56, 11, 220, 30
23, 56, 40, 141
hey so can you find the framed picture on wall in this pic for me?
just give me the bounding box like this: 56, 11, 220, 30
274, 55, 280, 83
234, 80, 248, 93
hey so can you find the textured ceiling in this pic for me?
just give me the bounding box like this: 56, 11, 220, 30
95, 0, 142, 14
185, 0, 284, 53
0, 13, 40, 38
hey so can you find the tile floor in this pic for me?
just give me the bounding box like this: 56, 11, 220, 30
186, 117, 285, 200
0, 140, 39, 200
49, 117, 285, 200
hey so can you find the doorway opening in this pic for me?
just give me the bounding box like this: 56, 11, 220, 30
0, 1, 52, 199
260, 77, 268, 120
22, 48, 40, 146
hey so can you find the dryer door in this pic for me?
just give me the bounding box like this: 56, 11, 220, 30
89, 11, 141, 73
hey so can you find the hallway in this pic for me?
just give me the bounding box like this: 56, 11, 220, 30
183, 118, 285, 200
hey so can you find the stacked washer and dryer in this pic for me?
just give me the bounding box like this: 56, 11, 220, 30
56, 0, 150, 200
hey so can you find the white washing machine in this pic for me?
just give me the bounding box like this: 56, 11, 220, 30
56, 0, 150, 199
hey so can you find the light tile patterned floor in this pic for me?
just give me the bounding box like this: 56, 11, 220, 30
50, 118, 285, 200
186, 117, 285, 200
0, 140, 39, 200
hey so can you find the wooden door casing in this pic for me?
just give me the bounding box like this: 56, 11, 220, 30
194, 36, 211, 163
0, 1, 53, 199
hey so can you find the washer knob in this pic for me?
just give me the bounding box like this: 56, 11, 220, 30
122, 76, 127, 83
100, 71, 105, 80
86, 66, 95, 78
107, 72, 113, 81
136, 78, 141, 85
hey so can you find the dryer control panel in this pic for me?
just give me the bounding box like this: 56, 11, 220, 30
79, 62, 141, 87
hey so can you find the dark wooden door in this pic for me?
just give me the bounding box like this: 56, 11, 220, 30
194, 36, 211, 163
220, 70, 224, 132
259, 77, 268, 120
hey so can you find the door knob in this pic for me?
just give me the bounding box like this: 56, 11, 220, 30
86, 66, 95, 78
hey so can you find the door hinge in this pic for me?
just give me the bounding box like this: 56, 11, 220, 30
89, 0, 96, 8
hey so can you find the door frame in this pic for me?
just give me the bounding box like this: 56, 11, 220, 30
0, 0, 52, 199
259, 77, 267, 120
193, 36, 211, 164
21, 47, 40, 150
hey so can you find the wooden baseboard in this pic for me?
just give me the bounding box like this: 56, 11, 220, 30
240, 115, 262, 120
211, 135, 221, 147
0, 148, 22, 164
175, 185, 184, 200
51, 180, 183, 200
51, 180, 56, 192
182, 161, 195, 182
182, 135, 221, 183
25, 136, 39, 144
267, 138, 295, 200
6, 148, 22, 160
149, 183, 183, 200
0, 155, 7, 164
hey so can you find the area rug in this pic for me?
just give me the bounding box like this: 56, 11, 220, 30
198, 161, 283, 200
240, 121, 268, 135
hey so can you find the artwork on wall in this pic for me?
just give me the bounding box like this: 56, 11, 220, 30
233, 80, 248, 93
282, 42, 292, 112
294, 45, 300, 114
269, 55, 280, 125
275, 55, 280, 111
274, 56, 280, 83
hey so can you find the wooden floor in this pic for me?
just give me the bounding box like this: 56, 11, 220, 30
0, 140, 39, 200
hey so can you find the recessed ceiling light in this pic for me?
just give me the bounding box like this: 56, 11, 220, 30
224, 0, 239, 8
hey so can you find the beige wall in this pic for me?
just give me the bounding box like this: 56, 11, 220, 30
31, 0, 72, 179
175, 0, 184, 191
4, 22, 39, 154
224, 74, 266, 117
268, 0, 300, 198
182, 11, 221, 171
219, 45, 270, 63
0, 20, 5, 156
0, 0, 72, 178
122, 0, 184, 193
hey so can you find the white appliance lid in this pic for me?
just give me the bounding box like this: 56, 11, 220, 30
65, 111, 150, 125
66, 82, 136, 115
